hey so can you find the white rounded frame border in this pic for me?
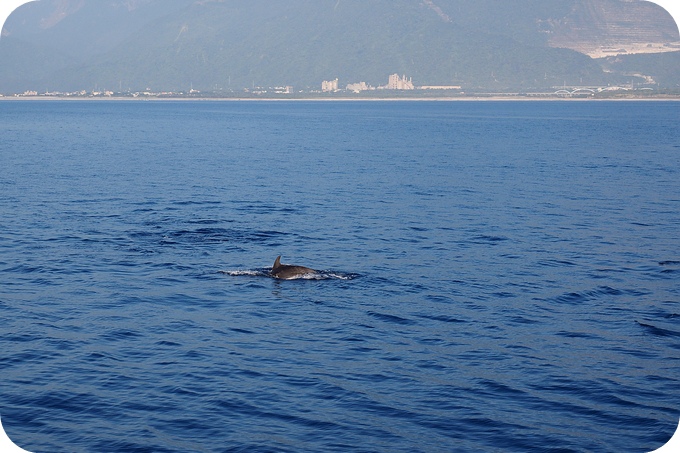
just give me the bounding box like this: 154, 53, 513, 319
0, 1, 678, 452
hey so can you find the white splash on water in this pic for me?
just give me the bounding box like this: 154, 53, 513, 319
221, 269, 357, 280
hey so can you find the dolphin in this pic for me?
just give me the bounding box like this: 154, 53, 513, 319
270, 256, 317, 280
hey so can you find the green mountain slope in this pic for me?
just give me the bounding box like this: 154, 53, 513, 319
1, 0, 677, 93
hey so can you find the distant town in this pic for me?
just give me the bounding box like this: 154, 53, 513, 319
321, 74, 461, 93
1, 72, 677, 100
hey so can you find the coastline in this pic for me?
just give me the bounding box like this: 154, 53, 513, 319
2, 94, 680, 102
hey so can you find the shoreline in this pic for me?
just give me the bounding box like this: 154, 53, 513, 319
2, 94, 680, 102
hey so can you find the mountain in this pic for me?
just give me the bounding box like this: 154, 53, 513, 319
1, 0, 678, 94
547, 0, 680, 58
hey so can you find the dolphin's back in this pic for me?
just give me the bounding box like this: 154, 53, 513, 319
271, 256, 316, 280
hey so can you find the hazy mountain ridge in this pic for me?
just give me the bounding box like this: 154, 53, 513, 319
1, 0, 678, 93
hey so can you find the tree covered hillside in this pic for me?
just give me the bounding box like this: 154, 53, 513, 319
1, 0, 677, 93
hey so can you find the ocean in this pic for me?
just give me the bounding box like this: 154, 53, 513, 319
1, 99, 678, 452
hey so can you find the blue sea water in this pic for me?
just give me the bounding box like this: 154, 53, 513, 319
0, 99, 679, 452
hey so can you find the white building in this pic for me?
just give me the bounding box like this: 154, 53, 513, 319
387, 74, 414, 90
346, 82, 373, 93
322, 78, 339, 92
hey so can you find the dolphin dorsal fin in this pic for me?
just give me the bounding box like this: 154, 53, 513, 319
273, 256, 282, 269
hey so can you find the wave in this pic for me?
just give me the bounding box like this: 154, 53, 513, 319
550, 285, 648, 305
636, 321, 680, 338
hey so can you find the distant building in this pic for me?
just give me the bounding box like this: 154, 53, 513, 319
386, 74, 414, 90
346, 82, 373, 93
322, 79, 339, 92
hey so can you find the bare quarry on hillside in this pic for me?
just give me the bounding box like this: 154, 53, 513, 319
547, 0, 680, 58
